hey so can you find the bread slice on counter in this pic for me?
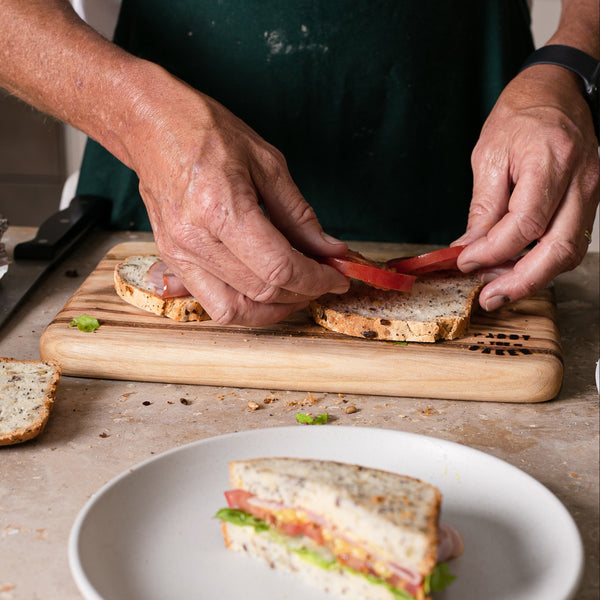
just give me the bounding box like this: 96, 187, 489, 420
309, 271, 483, 342
114, 255, 209, 322
0, 357, 61, 446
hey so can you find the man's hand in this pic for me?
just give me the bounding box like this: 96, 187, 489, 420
130, 74, 350, 325
455, 64, 599, 311
0, 1, 349, 326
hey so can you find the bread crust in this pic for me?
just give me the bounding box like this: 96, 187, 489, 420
309, 272, 482, 342
0, 357, 61, 446
114, 256, 209, 322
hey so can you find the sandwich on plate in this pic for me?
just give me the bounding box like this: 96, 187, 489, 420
215, 458, 464, 600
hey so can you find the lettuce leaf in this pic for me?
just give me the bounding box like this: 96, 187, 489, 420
424, 562, 456, 593
68, 314, 99, 332
215, 508, 269, 532
296, 412, 328, 425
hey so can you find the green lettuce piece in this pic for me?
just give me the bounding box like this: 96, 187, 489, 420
296, 412, 328, 425
424, 562, 456, 594
214, 508, 269, 532
69, 314, 99, 332
294, 547, 337, 570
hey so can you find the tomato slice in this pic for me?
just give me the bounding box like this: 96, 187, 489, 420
224, 489, 254, 510
322, 251, 415, 292
386, 246, 465, 275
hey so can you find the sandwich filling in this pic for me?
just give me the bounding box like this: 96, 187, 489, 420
217, 489, 462, 599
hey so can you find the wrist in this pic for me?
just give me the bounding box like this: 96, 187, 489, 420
519, 45, 599, 140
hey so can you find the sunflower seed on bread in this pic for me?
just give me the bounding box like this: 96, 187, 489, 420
309, 271, 483, 342
114, 255, 208, 322
0, 357, 61, 446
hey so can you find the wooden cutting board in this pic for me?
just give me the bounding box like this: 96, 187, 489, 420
39, 241, 563, 402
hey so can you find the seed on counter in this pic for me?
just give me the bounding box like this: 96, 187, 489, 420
180, 398, 192, 405
99, 431, 110, 438
247, 400, 261, 411
142, 400, 152, 406
344, 404, 358, 414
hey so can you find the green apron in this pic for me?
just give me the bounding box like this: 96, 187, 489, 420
77, 1, 533, 243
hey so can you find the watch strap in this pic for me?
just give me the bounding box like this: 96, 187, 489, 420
520, 44, 599, 140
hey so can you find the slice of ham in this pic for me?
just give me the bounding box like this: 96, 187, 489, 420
145, 260, 190, 298
437, 522, 465, 562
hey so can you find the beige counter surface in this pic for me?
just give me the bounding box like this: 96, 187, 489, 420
0, 228, 598, 600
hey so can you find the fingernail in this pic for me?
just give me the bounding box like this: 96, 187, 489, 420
485, 295, 510, 312
321, 231, 345, 245
452, 233, 470, 245
479, 271, 499, 284
331, 281, 350, 295
461, 261, 481, 273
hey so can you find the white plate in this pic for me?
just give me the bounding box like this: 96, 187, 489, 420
69, 427, 583, 600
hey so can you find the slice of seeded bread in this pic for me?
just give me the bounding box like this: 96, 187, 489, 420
309, 272, 483, 342
114, 255, 208, 322
0, 357, 61, 446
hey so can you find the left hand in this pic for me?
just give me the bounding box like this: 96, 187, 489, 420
454, 64, 599, 311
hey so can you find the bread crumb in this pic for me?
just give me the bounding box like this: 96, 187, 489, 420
247, 400, 261, 411
305, 392, 319, 405
284, 391, 321, 408
344, 404, 358, 414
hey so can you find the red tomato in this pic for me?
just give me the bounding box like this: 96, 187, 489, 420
224, 489, 254, 510
386, 246, 465, 275
225, 489, 273, 521
322, 251, 415, 292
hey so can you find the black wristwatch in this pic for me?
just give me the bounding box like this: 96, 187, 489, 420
520, 44, 600, 141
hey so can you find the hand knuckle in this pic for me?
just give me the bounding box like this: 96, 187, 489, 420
262, 256, 295, 289
515, 212, 546, 242
208, 303, 238, 325
250, 282, 281, 304
548, 238, 582, 272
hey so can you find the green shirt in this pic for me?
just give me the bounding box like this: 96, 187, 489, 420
77, 0, 533, 243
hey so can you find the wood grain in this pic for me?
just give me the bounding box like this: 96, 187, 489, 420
39, 242, 563, 402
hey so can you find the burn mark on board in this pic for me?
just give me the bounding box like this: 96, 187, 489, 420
467, 332, 533, 356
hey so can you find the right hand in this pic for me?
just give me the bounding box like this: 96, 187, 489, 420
125, 66, 349, 326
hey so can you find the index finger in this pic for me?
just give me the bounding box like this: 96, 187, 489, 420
459, 151, 569, 272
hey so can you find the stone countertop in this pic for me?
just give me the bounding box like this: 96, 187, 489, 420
0, 228, 598, 600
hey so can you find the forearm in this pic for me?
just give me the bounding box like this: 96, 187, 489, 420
0, 0, 177, 170
551, 0, 599, 57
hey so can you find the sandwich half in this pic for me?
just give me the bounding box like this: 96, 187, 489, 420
215, 458, 463, 600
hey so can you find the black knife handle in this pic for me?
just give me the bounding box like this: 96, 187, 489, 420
14, 195, 112, 261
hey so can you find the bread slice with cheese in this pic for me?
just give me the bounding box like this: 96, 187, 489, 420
0, 357, 61, 446
216, 458, 462, 600
114, 255, 208, 322
309, 272, 482, 342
